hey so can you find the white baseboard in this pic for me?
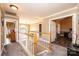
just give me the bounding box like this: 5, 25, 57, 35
36, 50, 48, 55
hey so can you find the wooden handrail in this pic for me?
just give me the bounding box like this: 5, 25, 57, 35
19, 32, 51, 53
30, 31, 51, 35
19, 32, 34, 37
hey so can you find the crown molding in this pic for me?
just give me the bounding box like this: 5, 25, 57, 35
42, 6, 78, 20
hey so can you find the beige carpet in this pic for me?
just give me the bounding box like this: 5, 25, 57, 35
37, 44, 67, 56
2, 42, 28, 56
2, 42, 67, 56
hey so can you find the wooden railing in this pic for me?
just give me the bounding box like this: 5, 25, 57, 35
29, 31, 52, 54
19, 31, 52, 55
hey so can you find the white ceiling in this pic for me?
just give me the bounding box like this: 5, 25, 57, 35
2, 3, 77, 24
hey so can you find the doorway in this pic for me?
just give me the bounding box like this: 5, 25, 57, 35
51, 16, 72, 48
39, 24, 42, 37
6, 22, 16, 42
4, 17, 19, 44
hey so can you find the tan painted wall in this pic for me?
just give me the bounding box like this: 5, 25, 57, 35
60, 17, 72, 32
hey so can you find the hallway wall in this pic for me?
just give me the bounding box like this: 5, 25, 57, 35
30, 19, 50, 42
30, 23, 39, 32
60, 17, 72, 32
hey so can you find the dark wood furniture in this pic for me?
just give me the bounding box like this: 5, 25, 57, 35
67, 44, 79, 56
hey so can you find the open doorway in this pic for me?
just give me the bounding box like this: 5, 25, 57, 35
39, 24, 42, 37
6, 22, 16, 42
51, 16, 72, 48
3, 17, 19, 45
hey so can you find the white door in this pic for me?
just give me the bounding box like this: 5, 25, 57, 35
50, 21, 57, 42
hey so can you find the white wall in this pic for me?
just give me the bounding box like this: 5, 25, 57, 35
75, 14, 79, 44
30, 19, 50, 42
50, 21, 56, 42
42, 19, 50, 41
30, 23, 39, 32
49, 7, 78, 20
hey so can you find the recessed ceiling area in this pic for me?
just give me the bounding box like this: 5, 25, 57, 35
2, 3, 77, 24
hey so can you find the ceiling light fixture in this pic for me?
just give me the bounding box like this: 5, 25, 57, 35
10, 5, 18, 11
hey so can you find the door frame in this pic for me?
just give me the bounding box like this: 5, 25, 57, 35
4, 16, 19, 43
49, 14, 77, 44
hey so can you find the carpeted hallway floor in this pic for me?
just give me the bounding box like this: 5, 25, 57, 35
37, 44, 67, 56
2, 42, 28, 56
